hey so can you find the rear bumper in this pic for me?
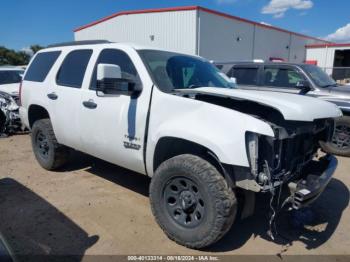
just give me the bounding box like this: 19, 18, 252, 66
288, 155, 337, 209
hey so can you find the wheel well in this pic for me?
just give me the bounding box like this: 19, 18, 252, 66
28, 105, 50, 128
153, 137, 233, 186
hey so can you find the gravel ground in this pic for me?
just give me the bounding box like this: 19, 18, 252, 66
0, 134, 349, 259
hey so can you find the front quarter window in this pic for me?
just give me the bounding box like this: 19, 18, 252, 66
138, 50, 235, 92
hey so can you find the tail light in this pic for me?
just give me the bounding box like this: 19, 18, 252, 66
18, 80, 23, 106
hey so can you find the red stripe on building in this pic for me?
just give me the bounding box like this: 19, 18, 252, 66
306, 43, 350, 49
73, 5, 330, 43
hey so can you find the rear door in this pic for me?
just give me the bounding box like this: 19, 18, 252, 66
49, 49, 93, 150
228, 65, 262, 90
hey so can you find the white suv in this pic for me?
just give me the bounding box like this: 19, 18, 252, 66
20, 41, 341, 248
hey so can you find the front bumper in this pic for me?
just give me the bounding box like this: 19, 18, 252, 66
288, 155, 337, 209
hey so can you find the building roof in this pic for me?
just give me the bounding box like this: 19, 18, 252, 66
306, 43, 350, 49
74, 6, 330, 43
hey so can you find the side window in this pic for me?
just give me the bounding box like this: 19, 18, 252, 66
24, 51, 61, 82
232, 67, 259, 85
264, 67, 305, 87
56, 49, 93, 88
90, 49, 140, 90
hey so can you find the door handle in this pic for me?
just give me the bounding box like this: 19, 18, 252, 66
47, 92, 58, 100
82, 100, 97, 109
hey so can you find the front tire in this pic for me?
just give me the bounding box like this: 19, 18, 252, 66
150, 154, 237, 249
321, 116, 350, 157
31, 118, 70, 170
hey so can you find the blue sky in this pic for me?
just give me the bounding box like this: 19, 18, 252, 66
1, 0, 349, 51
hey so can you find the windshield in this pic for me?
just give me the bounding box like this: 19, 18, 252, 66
301, 64, 337, 88
0, 70, 24, 85
139, 50, 235, 92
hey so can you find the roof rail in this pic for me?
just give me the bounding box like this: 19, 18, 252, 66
47, 40, 112, 48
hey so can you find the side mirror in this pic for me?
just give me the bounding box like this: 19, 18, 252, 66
296, 80, 311, 95
96, 64, 140, 96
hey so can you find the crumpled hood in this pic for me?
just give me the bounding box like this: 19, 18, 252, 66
0, 83, 20, 96
194, 87, 342, 121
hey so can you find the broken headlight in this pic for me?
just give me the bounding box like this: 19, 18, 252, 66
0, 95, 18, 112
245, 132, 259, 177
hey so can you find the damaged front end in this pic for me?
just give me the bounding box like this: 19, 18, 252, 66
179, 90, 338, 210
243, 117, 336, 209
173, 90, 338, 212
242, 119, 337, 239
0, 91, 22, 137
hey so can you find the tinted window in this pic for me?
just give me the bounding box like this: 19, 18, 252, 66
232, 67, 259, 85
0, 70, 23, 85
90, 49, 140, 90
24, 51, 61, 82
263, 67, 305, 87
57, 49, 92, 88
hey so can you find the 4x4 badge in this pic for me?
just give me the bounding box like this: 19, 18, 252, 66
123, 141, 141, 150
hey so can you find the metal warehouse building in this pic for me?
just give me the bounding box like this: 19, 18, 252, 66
306, 43, 350, 83
74, 6, 329, 63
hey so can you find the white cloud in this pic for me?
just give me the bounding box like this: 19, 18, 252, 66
20, 47, 34, 56
325, 24, 350, 43
216, 0, 237, 4
262, 0, 313, 18
260, 21, 272, 26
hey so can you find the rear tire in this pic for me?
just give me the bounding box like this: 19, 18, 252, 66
150, 154, 237, 249
31, 118, 70, 170
321, 116, 350, 157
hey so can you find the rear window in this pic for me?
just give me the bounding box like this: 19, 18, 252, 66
24, 51, 61, 82
56, 49, 93, 88
232, 67, 259, 85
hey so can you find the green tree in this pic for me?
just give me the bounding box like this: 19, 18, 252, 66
0, 45, 43, 66
30, 45, 44, 55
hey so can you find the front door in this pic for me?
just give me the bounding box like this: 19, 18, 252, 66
260, 65, 306, 94
79, 48, 150, 174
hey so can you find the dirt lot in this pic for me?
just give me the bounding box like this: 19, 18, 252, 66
0, 134, 349, 258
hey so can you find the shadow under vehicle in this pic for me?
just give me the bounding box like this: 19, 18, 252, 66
0, 178, 99, 261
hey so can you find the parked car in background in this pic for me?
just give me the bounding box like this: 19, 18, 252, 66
0, 67, 24, 136
20, 41, 341, 248
215, 61, 350, 157
0, 67, 23, 95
